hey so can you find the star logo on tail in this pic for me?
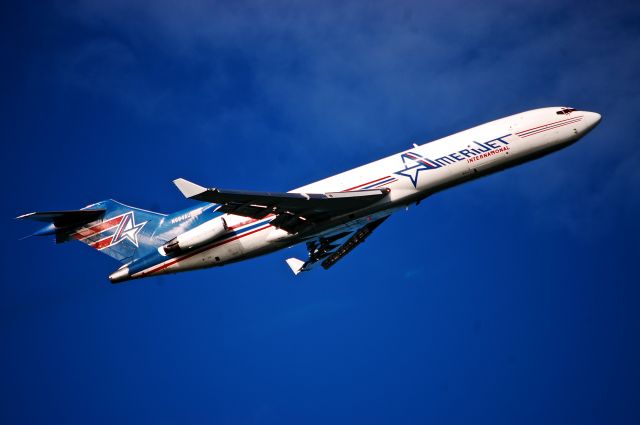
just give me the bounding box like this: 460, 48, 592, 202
111, 212, 147, 247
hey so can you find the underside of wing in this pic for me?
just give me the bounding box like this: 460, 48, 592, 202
173, 178, 389, 233
286, 216, 389, 274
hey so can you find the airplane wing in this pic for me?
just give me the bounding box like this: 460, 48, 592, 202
173, 178, 389, 233
286, 216, 389, 274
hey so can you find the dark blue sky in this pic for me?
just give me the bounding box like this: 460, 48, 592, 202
2, 1, 639, 424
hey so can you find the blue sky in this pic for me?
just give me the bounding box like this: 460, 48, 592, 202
1, 1, 639, 423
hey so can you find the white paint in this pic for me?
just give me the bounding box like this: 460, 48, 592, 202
135, 107, 601, 279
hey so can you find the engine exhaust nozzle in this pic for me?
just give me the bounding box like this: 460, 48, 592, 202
109, 266, 131, 284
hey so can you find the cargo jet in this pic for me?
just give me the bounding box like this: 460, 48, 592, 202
18, 107, 601, 283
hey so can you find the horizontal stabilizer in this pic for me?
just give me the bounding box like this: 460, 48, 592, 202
17, 209, 107, 244
18, 200, 167, 264
16, 209, 106, 227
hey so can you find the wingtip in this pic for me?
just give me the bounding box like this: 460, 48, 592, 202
173, 178, 207, 198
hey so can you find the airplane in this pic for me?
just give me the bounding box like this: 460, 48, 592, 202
18, 107, 601, 283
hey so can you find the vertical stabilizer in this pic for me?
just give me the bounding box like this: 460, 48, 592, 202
19, 200, 166, 263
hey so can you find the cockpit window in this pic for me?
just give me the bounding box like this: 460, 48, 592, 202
556, 107, 577, 115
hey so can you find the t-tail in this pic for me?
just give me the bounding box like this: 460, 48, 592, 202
17, 199, 166, 275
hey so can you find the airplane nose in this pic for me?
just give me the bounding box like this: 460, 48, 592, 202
582, 111, 602, 132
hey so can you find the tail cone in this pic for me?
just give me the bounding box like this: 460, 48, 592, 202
109, 266, 130, 284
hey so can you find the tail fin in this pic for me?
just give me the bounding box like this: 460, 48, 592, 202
18, 200, 166, 263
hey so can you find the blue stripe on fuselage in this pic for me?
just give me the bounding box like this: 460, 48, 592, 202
127, 216, 273, 275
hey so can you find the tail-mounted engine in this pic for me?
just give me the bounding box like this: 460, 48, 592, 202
163, 216, 228, 254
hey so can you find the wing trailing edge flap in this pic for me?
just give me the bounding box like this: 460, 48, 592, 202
286, 217, 389, 275
173, 178, 390, 233
285, 258, 306, 275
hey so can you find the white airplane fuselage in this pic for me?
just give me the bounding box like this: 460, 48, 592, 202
127, 107, 601, 280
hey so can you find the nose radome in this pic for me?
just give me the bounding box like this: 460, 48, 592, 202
582, 111, 602, 131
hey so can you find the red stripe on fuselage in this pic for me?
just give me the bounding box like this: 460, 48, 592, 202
520, 117, 583, 138
516, 116, 582, 135
376, 178, 397, 188
344, 176, 391, 192
141, 224, 272, 277
228, 214, 275, 231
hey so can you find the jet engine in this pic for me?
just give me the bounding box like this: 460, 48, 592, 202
163, 216, 228, 254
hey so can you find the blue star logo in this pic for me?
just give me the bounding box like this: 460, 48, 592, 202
112, 212, 147, 247
394, 152, 440, 188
